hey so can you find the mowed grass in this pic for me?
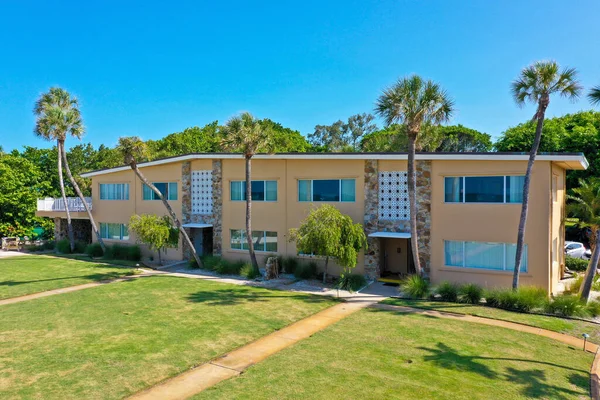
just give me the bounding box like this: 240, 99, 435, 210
383, 298, 600, 344
0, 275, 336, 399
197, 308, 593, 400
0, 255, 137, 299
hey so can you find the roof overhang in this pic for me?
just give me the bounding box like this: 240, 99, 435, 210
368, 231, 411, 239
80, 152, 589, 178
182, 223, 212, 229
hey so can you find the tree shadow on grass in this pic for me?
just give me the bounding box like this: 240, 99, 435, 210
0, 272, 131, 287
186, 287, 332, 306
419, 342, 589, 399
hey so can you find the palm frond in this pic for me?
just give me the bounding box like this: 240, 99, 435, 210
33, 87, 85, 142
117, 136, 147, 165
588, 86, 600, 106
220, 112, 274, 156
511, 61, 581, 108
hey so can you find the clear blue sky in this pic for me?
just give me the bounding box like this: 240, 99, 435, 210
1, 0, 599, 151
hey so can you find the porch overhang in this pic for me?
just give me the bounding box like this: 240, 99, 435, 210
182, 223, 213, 229
368, 231, 411, 239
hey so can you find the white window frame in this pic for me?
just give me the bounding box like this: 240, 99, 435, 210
444, 240, 528, 272
444, 175, 525, 204
229, 229, 278, 252
99, 183, 130, 200
230, 180, 278, 202
298, 179, 356, 203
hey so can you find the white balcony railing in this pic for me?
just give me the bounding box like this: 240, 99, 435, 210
37, 197, 92, 212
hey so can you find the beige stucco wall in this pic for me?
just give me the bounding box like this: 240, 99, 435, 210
91, 163, 183, 261
220, 158, 366, 276
430, 160, 552, 291
550, 163, 566, 294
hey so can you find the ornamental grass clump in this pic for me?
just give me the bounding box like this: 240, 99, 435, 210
401, 275, 430, 299
337, 273, 367, 292
545, 294, 589, 318
435, 281, 459, 302
459, 283, 484, 304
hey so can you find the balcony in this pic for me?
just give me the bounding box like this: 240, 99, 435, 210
36, 197, 92, 219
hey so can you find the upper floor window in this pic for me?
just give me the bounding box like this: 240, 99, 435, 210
444, 240, 527, 272
99, 183, 129, 200
298, 179, 355, 202
444, 176, 524, 203
230, 229, 277, 252
100, 223, 129, 241
230, 180, 277, 201
143, 182, 178, 201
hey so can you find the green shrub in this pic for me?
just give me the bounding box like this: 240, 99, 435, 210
74, 241, 87, 254
85, 242, 104, 258
294, 261, 318, 279
215, 259, 244, 275
56, 239, 71, 254
337, 273, 367, 292
459, 283, 483, 304
127, 245, 142, 261
565, 256, 589, 272
103, 244, 141, 261
43, 241, 55, 250
566, 274, 600, 294
484, 287, 546, 312
545, 294, 589, 317
198, 255, 222, 271
241, 263, 261, 279
401, 275, 430, 299
282, 256, 300, 274
435, 281, 459, 302
586, 301, 600, 318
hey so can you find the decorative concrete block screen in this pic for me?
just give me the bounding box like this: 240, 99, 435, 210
378, 171, 409, 220
191, 170, 213, 215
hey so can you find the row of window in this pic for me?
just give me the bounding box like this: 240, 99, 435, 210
444, 176, 525, 203
444, 240, 528, 272
99, 183, 178, 201
99, 223, 129, 241
101, 176, 527, 205
230, 229, 278, 252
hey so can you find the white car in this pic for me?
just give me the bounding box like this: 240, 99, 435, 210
565, 241, 592, 260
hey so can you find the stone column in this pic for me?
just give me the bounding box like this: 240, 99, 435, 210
363, 159, 380, 279
416, 160, 432, 276
212, 160, 223, 256
53, 217, 67, 241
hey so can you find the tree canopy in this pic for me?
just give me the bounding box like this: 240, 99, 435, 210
308, 113, 378, 152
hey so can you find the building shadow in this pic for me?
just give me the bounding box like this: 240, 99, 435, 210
185, 287, 333, 306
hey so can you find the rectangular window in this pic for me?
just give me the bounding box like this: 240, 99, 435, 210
445, 176, 525, 204
229, 229, 277, 252
100, 223, 129, 241
143, 182, 178, 201
298, 179, 356, 202
230, 180, 277, 201
99, 183, 129, 200
444, 240, 527, 272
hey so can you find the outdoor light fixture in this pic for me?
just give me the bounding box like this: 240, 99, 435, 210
583, 333, 590, 351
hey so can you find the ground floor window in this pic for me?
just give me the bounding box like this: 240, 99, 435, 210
230, 229, 277, 252
100, 223, 129, 241
444, 240, 527, 272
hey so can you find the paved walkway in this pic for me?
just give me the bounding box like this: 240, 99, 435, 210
0, 250, 28, 259
0, 272, 158, 306
128, 293, 385, 400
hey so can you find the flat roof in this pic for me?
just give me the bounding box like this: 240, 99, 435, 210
80, 152, 589, 178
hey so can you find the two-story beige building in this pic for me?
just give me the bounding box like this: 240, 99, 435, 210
37, 152, 588, 294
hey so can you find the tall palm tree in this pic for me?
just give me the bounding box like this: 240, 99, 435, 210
589, 86, 600, 106
375, 75, 454, 276
117, 136, 203, 268
510, 61, 581, 289
221, 113, 273, 275
34, 87, 105, 252
567, 178, 600, 302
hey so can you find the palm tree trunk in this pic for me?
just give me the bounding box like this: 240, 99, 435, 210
323, 256, 329, 284
57, 141, 75, 252
245, 156, 260, 274
130, 164, 203, 269
60, 142, 105, 252
407, 134, 422, 276
580, 229, 600, 302
512, 103, 547, 289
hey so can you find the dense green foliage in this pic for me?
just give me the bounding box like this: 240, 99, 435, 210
294, 261, 318, 279
309, 113, 377, 151
128, 214, 177, 263
401, 275, 431, 298
565, 256, 590, 271
435, 281, 459, 302
495, 111, 600, 187
336, 273, 367, 292
102, 243, 142, 261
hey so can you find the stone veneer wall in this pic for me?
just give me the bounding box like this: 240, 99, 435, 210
362, 159, 432, 278
181, 160, 223, 258
53, 217, 92, 243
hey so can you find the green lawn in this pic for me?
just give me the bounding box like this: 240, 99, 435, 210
383, 298, 600, 344
197, 308, 593, 400
0, 275, 335, 399
0, 255, 137, 299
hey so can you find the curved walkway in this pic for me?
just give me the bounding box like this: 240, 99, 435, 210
374, 303, 600, 400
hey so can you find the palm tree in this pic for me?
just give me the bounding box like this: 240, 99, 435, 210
510, 61, 581, 289
375, 75, 454, 276
567, 178, 600, 302
221, 113, 273, 275
588, 86, 600, 106
34, 87, 105, 252
117, 136, 203, 268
